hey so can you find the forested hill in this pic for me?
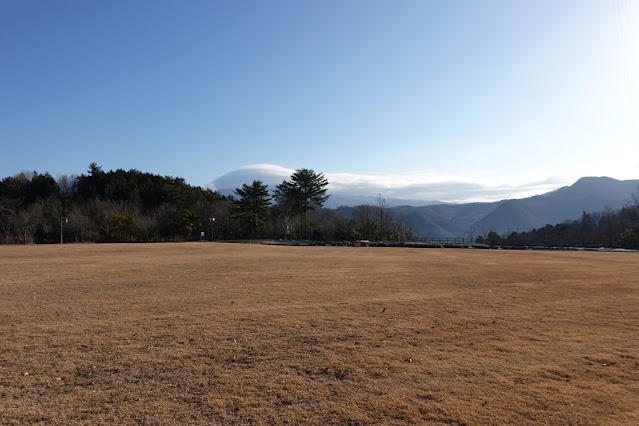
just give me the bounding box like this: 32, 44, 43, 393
2, 165, 638, 248
1, 164, 342, 244
0, 164, 229, 244
374, 177, 639, 238
473, 177, 639, 234
73, 163, 224, 210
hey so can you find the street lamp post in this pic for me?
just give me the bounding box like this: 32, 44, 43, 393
209, 217, 215, 241
59, 217, 67, 244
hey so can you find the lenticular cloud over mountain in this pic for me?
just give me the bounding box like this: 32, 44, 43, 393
208, 164, 569, 206
209, 164, 295, 193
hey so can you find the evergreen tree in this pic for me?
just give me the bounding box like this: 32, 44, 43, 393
274, 169, 329, 238
233, 180, 272, 238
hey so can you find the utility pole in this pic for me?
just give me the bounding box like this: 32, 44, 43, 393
60, 217, 67, 244
209, 217, 215, 241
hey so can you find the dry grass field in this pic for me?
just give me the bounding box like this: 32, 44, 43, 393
1, 243, 638, 425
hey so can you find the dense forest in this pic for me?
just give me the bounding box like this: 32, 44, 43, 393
0, 164, 416, 244
1, 164, 638, 248
496, 199, 639, 249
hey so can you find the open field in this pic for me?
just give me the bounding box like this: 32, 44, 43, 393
1, 243, 638, 425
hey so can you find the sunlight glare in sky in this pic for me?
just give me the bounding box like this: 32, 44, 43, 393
0, 0, 637, 202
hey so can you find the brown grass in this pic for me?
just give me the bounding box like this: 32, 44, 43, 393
1, 243, 638, 425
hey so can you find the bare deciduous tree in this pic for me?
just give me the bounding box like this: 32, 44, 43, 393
56, 174, 77, 199
67, 207, 94, 243
9, 203, 43, 244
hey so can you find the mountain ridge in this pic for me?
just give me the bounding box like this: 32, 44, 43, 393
338, 177, 639, 238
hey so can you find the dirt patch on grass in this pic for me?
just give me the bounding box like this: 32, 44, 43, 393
1, 243, 638, 424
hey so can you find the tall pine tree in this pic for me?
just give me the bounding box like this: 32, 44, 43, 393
274, 169, 329, 239
233, 180, 272, 238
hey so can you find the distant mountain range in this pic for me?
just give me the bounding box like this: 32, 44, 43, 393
337, 177, 639, 238
324, 194, 441, 209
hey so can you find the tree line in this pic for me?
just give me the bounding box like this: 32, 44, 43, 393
0, 164, 417, 244
477, 194, 639, 249
8, 163, 634, 248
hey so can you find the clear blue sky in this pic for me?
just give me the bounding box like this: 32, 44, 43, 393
1, 0, 637, 200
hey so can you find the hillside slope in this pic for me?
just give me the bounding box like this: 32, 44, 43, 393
341, 177, 639, 238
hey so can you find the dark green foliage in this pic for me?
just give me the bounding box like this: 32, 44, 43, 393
486, 230, 502, 245
0, 165, 334, 243
1, 171, 60, 204
503, 199, 639, 248
615, 225, 639, 249
0, 164, 227, 243
274, 169, 329, 212
274, 169, 330, 238
233, 180, 272, 238
112, 214, 137, 241
74, 164, 219, 211
0, 172, 62, 244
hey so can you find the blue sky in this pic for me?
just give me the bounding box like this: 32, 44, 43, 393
1, 0, 638, 202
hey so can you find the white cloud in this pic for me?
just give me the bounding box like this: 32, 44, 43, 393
208, 164, 294, 193
326, 172, 569, 203
209, 164, 573, 204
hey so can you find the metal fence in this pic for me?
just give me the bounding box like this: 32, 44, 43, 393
409, 237, 472, 245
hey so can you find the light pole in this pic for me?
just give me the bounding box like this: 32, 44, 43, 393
209, 217, 215, 241
59, 217, 67, 244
